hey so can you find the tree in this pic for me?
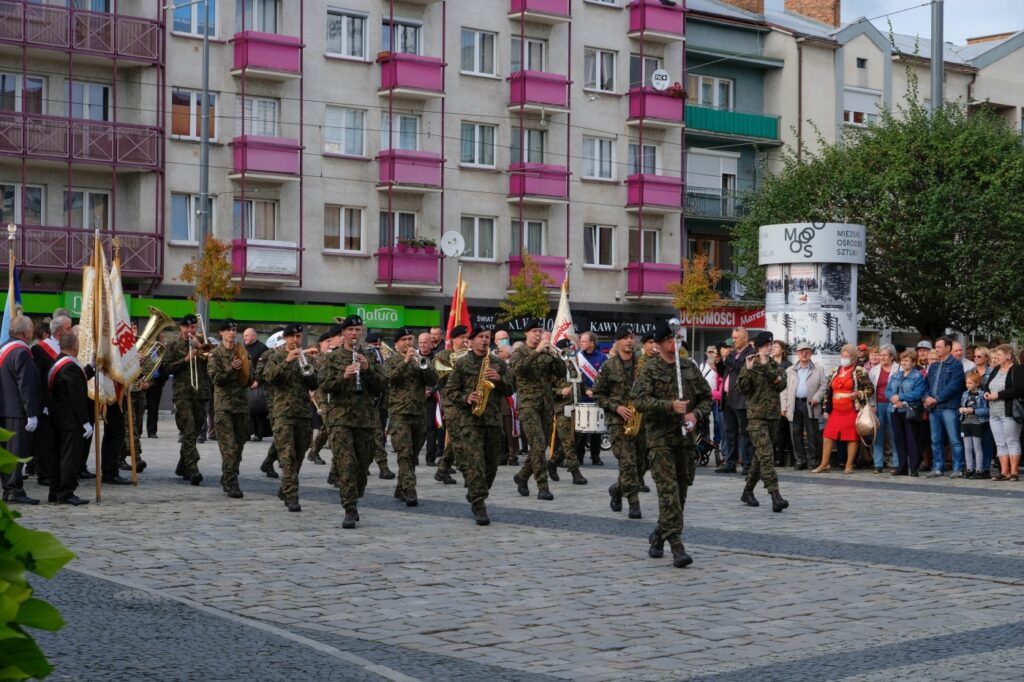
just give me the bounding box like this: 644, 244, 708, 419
498, 254, 553, 323
731, 94, 1024, 339
668, 253, 723, 336
178, 236, 240, 303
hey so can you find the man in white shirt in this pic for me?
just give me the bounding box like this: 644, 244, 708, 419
782, 342, 826, 470
699, 345, 719, 443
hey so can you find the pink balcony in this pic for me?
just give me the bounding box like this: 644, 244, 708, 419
377, 149, 443, 191
508, 71, 570, 111
3, 225, 161, 278
378, 52, 445, 99
628, 87, 684, 127
0, 112, 160, 170
232, 239, 300, 282
0, 1, 162, 63
628, 0, 685, 42
508, 163, 568, 204
508, 0, 571, 24
627, 262, 682, 298
232, 31, 302, 79
231, 135, 301, 179
508, 255, 564, 288
376, 247, 441, 288
627, 174, 683, 213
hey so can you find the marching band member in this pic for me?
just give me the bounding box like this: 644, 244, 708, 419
510, 319, 562, 501
207, 319, 250, 499
161, 314, 209, 485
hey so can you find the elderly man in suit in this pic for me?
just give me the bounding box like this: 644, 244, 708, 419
0, 315, 41, 504
781, 341, 827, 470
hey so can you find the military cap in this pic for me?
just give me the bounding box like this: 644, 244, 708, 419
652, 322, 674, 343
468, 325, 492, 339
282, 323, 303, 336
614, 324, 633, 340
641, 331, 655, 343
339, 314, 363, 330
326, 323, 345, 337
218, 318, 238, 332
180, 314, 198, 326
555, 338, 572, 350
393, 326, 414, 343
523, 318, 544, 332
450, 324, 468, 339
365, 331, 382, 343
753, 331, 773, 348
317, 331, 330, 344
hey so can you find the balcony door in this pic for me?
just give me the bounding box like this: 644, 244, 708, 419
628, 228, 659, 264
0, 184, 44, 225
233, 198, 277, 240
629, 54, 661, 89
0, 73, 44, 114
511, 36, 546, 73
237, 0, 279, 33
64, 189, 110, 230
67, 81, 110, 121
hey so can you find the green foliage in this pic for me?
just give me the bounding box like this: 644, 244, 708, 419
498, 253, 554, 323
732, 93, 1024, 339
669, 254, 723, 318
178, 236, 240, 303
0, 428, 74, 681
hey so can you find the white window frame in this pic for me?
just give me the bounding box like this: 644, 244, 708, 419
460, 215, 496, 261
629, 54, 661, 89
171, 0, 217, 38
379, 210, 418, 247
583, 223, 614, 268
627, 142, 658, 175
170, 193, 214, 244
171, 88, 217, 141
237, 96, 278, 137
511, 219, 546, 256
511, 36, 546, 73
460, 122, 496, 168
584, 47, 616, 93
233, 198, 278, 240
842, 109, 879, 127
325, 9, 367, 60
583, 136, 615, 180
629, 228, 660, 263
511, 128, 546, 165
688, 74, 734, 110
237, 0, 279, 33
380, 112, 420, 151
0, 73, 45, 113
381, 18, 422, 55
67, 81, 110, 121
324, 204, 365, 253
324, 106, 365, 157
0, 183, 44, 225
63, 189, 111, 230
461, 28, 497, 77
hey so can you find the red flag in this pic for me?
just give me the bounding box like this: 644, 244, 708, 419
445, 270, 470, 348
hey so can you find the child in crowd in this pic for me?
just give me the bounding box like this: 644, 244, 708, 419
959, 372, 989, 479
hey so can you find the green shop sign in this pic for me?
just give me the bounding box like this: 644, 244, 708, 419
345, 304, 404, 328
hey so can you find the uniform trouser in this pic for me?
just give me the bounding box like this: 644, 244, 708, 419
502, 411, 518, 461
437, 414, 461, 472
330, 424, 377, 510
374, 407, 389, 468
463, 423, 503, 508
516, 404, 552, 490
745, 418, 781, 493
552, 411, 582, 472
608, 421, 641, 504
145, 380, 163, 436
31, 413, 55, 481
273, 418, 312, 499
311, 426, 329, 455
650, 437, 696, 542
101, 402, 125, 479
790, 399, 821, 467
53, 429, 84, 501
206, 398, 216, 438
175, 397, 206, 471
390, 414, 426, 493
215, 412, 249, 487
722, 405, 754, 468
424, 399, 444, 463
0, 418, 30, 493
123, 392, 145, 461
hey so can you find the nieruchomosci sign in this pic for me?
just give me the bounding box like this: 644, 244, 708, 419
758, 223, 866, 265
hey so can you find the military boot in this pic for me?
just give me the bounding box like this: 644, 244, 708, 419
639, 476, 650, 493
118, 457, 131, 472
175, 458, 186, 478
260, 455, 279, 479
327, 471, 338, 486
393, 485, 406, 502
405, 488, 418, 507
628, 501, 642, 519
608, 483, 622, 512
228, 484, 244, 499
513, 473, 530, 497
546, 460, 560, 482
188, 469, 203, 486
570, 469, 587, 485
286, 497, 301, 512
537, 488, 554, 501
378, 464, 396, 480
307, 450, 326, 465
669, 540, 693, 568
473, 504, 490, 526
648, 531, 665, 558
770, 490, 789, 513
342, 508, 358, 529
136, 458, 147, 473
434, 469, 456, 485
741, 488, 760, 507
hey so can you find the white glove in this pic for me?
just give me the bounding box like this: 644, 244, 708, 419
83, 423, 94, 440
25, 417, 37, 432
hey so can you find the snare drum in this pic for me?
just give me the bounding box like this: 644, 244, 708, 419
574, 404, 606, 433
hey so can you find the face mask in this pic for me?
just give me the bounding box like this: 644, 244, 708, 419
840, 358, 852, 368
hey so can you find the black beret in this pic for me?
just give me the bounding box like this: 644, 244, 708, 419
339, 315, 363, 330
365, 331, 382, 343
468, 325, 492, 339
450, 324, 468, 339
393, 326, 414, 342
282, 323, 303, 336
614, 324, 633, 341
326, 323, 345, 337
753, 331, 774, 348
641, 331, 655, 343
218, 318, 237, 332
555, 338, 572, 350
652, 322, 674, 343
180, 314, 198, 326
523, 318, 544, 332
317, 331, 330, 344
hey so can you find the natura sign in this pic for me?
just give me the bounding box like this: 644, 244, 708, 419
758, 223, 866, 265
347, 304, 405, 328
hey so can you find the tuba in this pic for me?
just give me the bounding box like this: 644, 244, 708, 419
471, 352, 495, 417
623, 351, 647, 438
434, 348, 469, 378
133, 306, 176, 389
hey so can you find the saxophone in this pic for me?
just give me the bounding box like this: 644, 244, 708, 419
623, 351, 646, 437
471, 352, 495, 417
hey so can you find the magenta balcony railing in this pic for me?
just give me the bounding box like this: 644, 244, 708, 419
231, 239, 300, 281
378, 52, 445, 95
508, 163, 568, 201
232, 31, 302, 76
0, 0, 162, 63
0, 112, 160, 169
627, 262, 681, 297
0, 225, 161, 278
629, 0, 684, 39
376, 247, 441, 286
627, 174, 683, 210
508, 255, 564, 288
508, 71, 570, 109
231, 135, 301, 177
629, 87, 684, 125
509, 0, 571, 21
378, 149, 443, 189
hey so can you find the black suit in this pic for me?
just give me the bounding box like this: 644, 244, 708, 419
720, 343, 756, 469
30, 341, 59, 482
246, 339, 271, 438
49, 354, 90, 500
0, 338, 40, 495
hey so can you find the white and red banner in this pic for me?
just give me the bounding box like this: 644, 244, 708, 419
107, 259, 140, 386
78, 245, 118, 404
677, 307, 765, 329
550, 278, 575, 347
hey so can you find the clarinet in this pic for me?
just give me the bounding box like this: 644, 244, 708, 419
352, 341, 364, 395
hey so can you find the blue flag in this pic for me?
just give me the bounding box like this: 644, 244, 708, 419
1, 265, 22, 341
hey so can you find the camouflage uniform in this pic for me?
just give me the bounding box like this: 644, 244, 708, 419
737, 358, 787, 493
510, 345, 562, 492
255, 350, 280, 469
162, 335, 210, 475
262, 347, 317, 501
318, 345, 386, 513
593, 353, 642, 504
207, 344, 251, 489
433, 347, 463, 475
631, 354, 712, 547
385, 352, 438, 496
444, 351, 514, 512
550, 379, 582, 473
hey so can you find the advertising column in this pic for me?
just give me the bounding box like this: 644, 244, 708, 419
758, 223, 866, 366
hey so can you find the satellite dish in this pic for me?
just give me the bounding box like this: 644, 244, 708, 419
440, 230, 466, 258
651, 69, 670, 92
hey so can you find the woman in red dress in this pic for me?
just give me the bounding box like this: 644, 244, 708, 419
813, 344, 873, 474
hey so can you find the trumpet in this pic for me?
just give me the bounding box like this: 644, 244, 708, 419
352, 341, 364, 394
413, 349, 430, 370
297, 348, 316, 377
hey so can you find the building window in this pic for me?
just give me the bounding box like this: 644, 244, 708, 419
688, 237, 720, 269
378, 210, 417, 247
237, 97, 278, 137
583, 136, 614, 180
324, 205, 363, 252
0, 73, 44, 113
67, 82, 110, 121
687, 74, 733, 110
381, 19, 421, 55
511, 36, 545, 72
326, 10, 366, 59
856, 57, 867, 69
172, 0, 216, 37
843, 109, 878, 126
627, 143, 657, 175
170, 193, 212, 243
461, 28, 496, 76
171, 88, 216, 140
0, 184, 43, 225
460, 122, 495, 167
459, 216, 495, 260
511, 219, 545, 256
510, 128, 546, 164
380, 113, 420, 151
324, 106, 365, 156
64, 190, 110, 230
629, 54, 661, 89
584, 48, 616, 92
584, 224, 614, 267
236, 0, 278, 33
233, 198, 277, 240
628, 228, 659, 263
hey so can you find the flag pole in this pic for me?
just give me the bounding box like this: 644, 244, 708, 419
114, 239, 139, 486
93, 229, 102, 503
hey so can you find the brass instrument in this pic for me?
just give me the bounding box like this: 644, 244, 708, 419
434, 348, 469, 377
352, 341, 364, 394
379, 341, 395, 360
623, 350, 646, 438
413, 349, 430, 370
234, 342, 251, 387
188, 322, 215, 391
297, 348, 316, 377
132, 306, 176, 390
471, 352, 495, 417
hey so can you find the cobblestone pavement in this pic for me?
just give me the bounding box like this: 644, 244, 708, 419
20, 418, 1024, 681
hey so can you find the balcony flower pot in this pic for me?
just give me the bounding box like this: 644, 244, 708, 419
422, 245, 436, 255
396, 242, 410, 253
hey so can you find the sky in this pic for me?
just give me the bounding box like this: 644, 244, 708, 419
764, 0, 1024, 44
